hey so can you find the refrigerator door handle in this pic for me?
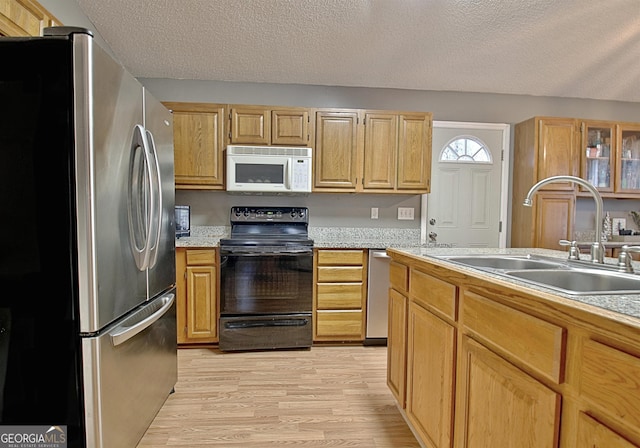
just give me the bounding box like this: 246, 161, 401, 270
110, 293, 175, 346
128, 124, 155, 271
145, 129, 163, 269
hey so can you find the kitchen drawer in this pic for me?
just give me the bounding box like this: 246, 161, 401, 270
462, 290, 566, 383
317, 249, 364, 266
317, 266, 364, 282
315, 310, 364, 338
410, 267, 457, 321
390, 261, 409, 294
185, 249, 216, 265
580, 338, 640, 429
316, 283, 363, 309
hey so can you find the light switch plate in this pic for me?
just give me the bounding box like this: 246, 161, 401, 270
397, 207, 415, 220
613, 218, 626, 234
371, 207, 379, 219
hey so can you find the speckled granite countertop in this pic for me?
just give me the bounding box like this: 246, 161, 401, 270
388, 246, 640, 323
175, 226, 430, 249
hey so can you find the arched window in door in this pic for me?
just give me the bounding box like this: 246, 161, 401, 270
440, 136, 492, 163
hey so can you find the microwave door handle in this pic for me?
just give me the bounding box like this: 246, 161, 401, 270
284, 159, 291, 189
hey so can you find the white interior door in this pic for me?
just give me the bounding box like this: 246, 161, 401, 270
425, 122, 509, 248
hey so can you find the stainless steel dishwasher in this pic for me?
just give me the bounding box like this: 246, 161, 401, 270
365, 249, 391, 345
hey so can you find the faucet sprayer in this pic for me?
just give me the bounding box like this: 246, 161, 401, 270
523, 175, 605, 263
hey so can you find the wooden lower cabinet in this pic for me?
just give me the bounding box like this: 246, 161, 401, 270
176, 248, 218, 344
387, 288, 408, 406
533, 192, 575, 250
456, 336, 561, 447
576, 412, 638, 448
406, 301, 456, 448
313, 249, 367, 341
386, 250, 640, 448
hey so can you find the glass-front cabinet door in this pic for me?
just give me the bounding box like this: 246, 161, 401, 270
616, 124, 640, 194
581, 121, 615, 192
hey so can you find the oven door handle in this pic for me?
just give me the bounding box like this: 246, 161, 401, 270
220, 249, 313, 256
224, 318, 309, 329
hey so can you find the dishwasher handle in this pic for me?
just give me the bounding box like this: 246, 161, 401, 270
371, 250, 391, 259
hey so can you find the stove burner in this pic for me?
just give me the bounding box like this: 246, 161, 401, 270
223, 206, 312, 247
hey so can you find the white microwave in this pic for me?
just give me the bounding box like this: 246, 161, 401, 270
226, 145, 312, 193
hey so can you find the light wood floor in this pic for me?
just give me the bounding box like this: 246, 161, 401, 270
138, 345, 420, 447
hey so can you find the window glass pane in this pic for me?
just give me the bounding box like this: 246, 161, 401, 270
439, 136, 492, 164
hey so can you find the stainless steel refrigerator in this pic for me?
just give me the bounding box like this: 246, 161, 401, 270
0, 27, 177, 447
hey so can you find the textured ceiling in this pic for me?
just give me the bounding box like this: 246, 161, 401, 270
75, 0, 640, 102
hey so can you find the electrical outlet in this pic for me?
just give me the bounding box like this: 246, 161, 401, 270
397, 207, 414, 220
371, 207, 379, 219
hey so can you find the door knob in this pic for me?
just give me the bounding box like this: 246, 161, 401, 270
428, 232, 438, 242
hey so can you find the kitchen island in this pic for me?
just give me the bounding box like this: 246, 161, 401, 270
386, 246, 640, 448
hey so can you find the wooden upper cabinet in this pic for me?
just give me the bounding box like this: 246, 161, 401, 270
163, 102, 226, 190
229, 105, 311, 146
0, 0, 61, 37
230, 106, 270, 145
363, 113, 398, 189
397, 113, 432, 191
537, 117, 580, 190
316, 108, 432, 193
272, 109, 310, 145
511, 116, 579, 249
314, 110, 360, 190
363, 111, 432, 192
580, 120, 616, 194
615, 122, 640, 195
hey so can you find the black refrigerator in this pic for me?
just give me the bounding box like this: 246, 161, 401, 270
0, 27, 177, 447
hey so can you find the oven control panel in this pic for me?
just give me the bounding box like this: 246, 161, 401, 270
230, 206, 308, 223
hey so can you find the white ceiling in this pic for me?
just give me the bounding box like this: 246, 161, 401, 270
75, 0, 640, 103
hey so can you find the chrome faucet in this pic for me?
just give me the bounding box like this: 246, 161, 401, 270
523, 175, 605, 263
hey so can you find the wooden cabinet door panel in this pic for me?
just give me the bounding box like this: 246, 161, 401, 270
534, 192, 575, 250
314, 111, 359, 189
272, 109, 309, 145
410, 267, 457, 321
315, 310, 363, 338
463, 290, 566, 384
580, 339, 640, 429
576, 412, 638, 448
230, 107, 270, 144
165, 102, 225, 189
457, 337, 561, 448
537, 118, 579, 188
390, 260, 409, 294
316, 283, 363, 309
317, 266, 363, 282
363, 113, 397, 189
387, 288, 408, 407
177, 248, 218, 344
186, 265, 217, 340
0, 0, 50, 36
407, 301, 455, 448
397, 113, 432, 191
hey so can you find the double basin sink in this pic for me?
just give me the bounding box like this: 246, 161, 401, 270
435, 254, 640, 296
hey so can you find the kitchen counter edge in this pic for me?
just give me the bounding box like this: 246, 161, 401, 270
387, 246, 640, 324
